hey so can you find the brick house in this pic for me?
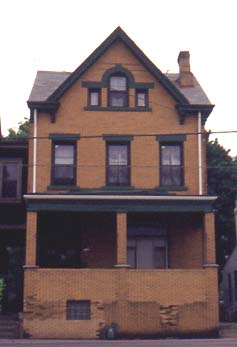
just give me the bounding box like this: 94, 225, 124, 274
24, 27, 218, 338
0, 135, 27, 313
221, 195, 237, 321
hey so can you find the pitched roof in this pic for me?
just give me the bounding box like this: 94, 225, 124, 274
28, 71, 70, 102
166, 73, 211, 105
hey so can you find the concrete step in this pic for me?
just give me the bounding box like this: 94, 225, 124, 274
0, 314, 20, 339
220, 323, 237, 338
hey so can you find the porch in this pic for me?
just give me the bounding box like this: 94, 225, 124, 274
23, 195, 219, 338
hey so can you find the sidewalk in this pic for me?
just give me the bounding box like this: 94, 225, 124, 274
1, 339, 237, 347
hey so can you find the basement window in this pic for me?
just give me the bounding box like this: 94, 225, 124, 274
66, 300, 91, 320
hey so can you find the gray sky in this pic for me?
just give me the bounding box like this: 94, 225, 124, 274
0, 0, 236, 156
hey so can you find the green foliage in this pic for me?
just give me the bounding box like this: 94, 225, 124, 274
7, 117, 29, 138
207, 138, 237, 268
0, 278, 6, 312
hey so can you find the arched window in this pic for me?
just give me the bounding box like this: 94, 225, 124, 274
108, 74, 128, 107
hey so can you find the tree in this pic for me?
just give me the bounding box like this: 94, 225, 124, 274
7, 117, 29, 138
207, 138, 237, 268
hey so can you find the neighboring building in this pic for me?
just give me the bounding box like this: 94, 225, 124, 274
0, 136, 28, 313
221, 195, 237, 321
24, 27, 218, 338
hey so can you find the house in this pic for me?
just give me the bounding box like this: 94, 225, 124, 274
0, 134, 27, 314
221, 195, 237, 321
24, 27, 218, 339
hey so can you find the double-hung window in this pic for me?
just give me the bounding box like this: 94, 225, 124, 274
160, 143, 183, 186
52, 142, 76, 186
0, 159, 22, 198
109, 75, 128, 107
107, 143, 130, 186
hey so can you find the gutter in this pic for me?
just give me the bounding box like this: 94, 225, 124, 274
24, 194, 217, 201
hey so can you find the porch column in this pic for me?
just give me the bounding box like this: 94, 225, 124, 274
115, 212, 128, 267
203, 212, 217, 267
25, 211, 38, 267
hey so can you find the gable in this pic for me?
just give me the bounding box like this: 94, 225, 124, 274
27, 27, 214, 123
46, 27, 188, 104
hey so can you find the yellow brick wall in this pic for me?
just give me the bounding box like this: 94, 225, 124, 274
28, 41, 207, 195
23, 267, 218, 338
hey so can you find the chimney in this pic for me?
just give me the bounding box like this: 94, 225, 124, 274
177, 51, 193, 87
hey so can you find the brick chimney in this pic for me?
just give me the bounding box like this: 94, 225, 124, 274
177, 51, 193, 87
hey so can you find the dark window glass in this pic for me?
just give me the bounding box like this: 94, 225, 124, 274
127, 227, 167, 269
88, 89, 100, 106
109, 75, 128, 107
66, 300, 91, 320
52, 142, 76, 186
160, 144, 183, 186
228, 273, 233, 304
0, 161, 22, 198
107, 143, 130, 186
234, 271, 237, 301
136, 90, 148, 107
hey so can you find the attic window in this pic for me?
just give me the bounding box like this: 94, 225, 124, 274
88, 88, 101, 106
108, 75, 128, 107
136, 89, 148, 107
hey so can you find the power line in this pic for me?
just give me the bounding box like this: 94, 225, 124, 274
2, 129, 237, 141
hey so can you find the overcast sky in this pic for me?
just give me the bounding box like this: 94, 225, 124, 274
0, 0, 236, 156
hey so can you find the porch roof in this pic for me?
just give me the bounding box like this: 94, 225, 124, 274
24, 194, 216, 213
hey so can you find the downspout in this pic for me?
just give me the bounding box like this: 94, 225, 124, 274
33, 109, 37, 193
198, 111, 203, 195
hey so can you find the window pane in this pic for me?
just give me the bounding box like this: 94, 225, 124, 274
108, 165, 129, 184
89, 90, 100, 106
160, 144, 182, 186
161, 166, 182, 186
109, 145, 128, 165
110, 93, 127, 107
53, 143, 75, 185
107, 144, 129, 185
136, 91, 146, 107
90, 92, 99, 106
55, 145, 74, 165
127, 247, 136, 268
2, 163, 19, 197
110, 76, 126, 91
54, 166, 74, 179
66, 300, 90, 320
161, 145, 181, 165
154, 247, 166, 269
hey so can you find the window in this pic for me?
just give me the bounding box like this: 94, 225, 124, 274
234, 271, 237, 301
127, 227, 167, 269
66, 300, 91, 320
136, 89, 148, 107
160, 144, 183, 186
88, 88, 101, 106
228, 273, 233, 304
107, 143, 130, 186
0, 159, 22, 198
52, 142, 76, 186
108, 75, 128, 107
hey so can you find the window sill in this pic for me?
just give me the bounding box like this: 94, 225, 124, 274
84, 106, 152, 112
103, 186, 134, 191
0, 198, 23, 204
47, 185, 80, 191
156, 185, 188, 192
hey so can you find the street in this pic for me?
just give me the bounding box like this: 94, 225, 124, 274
0, 339, 237, 347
